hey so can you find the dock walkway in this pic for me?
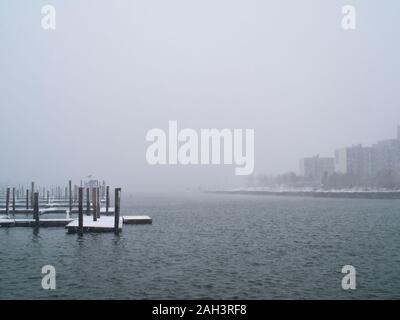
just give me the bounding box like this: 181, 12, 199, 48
0, 218, 74, 227
66, 216, 122, 233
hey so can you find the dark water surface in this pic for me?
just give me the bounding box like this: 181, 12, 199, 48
1, 193, 399, 299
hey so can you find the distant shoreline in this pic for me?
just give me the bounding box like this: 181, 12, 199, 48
206, 190, 400, 199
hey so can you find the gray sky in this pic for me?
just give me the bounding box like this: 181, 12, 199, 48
1, 0, 399, 191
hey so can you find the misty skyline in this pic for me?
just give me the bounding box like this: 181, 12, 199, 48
1, 1, 399, 191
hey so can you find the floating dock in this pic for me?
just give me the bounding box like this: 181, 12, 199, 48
66, 216, 122, 233
0, 215, 152, 228
0, 181, 153, 234
0, 218, 74, 227
123, 215, 152, 224
0, 207, 116, 215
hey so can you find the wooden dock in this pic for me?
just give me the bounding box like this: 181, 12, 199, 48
0, 218, 74, 227
65, 216, 122, 233
0, 207, 116, 215
1, 181, 153, 234
1, 216, 151, 228
123, 215, 152, 224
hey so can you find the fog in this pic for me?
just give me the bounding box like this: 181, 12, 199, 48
1, 0, 399, 191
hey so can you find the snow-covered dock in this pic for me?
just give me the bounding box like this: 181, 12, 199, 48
0, 182, 153, 234
0, 208, 68, 215
66, 216, 122, 233
0, 218, 14, 227
0, 215, 152, 228
69, 207, 115, 214
123, 215, 152, 224
0, 218, 74, 227
0, 207, 116, 215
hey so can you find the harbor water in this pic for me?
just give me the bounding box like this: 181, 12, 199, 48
0, 192, 399, 299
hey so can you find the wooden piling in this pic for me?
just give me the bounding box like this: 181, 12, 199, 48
78, 187, 83, 236
5, 187, 10, 216
92, 188, 97, 222
96, 187, 101, 219
106, 186, 110, 214
114, 188, 121, 234
86, 188, 90, 216
12, 187, 15, 215
26, 189, 29, 210
33, 192, 39, 226
30, 182, 34, 208
68, 180, 72, 213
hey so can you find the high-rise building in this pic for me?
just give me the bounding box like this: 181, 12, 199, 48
299, 155, 334, 183
334, 148, 348, 174
334, 145, 372, 177
334, 126, 400, 187
371, 138, 400, 184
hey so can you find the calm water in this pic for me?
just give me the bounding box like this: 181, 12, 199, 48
0, 193, 400, 299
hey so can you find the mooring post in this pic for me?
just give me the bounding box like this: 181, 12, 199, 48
5, 187, 10, 216
26, 189, 29, 211
106, 186, 110, 214
33, 192, 39, 227
68, 180, 72, 214
12, 187, 15, 215
86, 188, 90, 216
78, 187, 83, 236
96, 187, 101, 219
30, 182, 34, 208
92, 188, 97, 221
114, 188, 121, 234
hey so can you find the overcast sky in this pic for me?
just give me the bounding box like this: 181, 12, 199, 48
1, 0, 399, 191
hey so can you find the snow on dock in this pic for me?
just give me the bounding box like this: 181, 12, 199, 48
40, 208, 68, 214
0, 216, 152, 229
122, 215, 152, 224
0, 208, 68, 215
0, 218, 74, 227
0, 218, 15, 227
69, 207, 115, 214
0, 183, 153, 233
66, 216, 122, 233
0, 207, 115, 215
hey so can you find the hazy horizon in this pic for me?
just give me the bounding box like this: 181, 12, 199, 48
1, 0, 399, 191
